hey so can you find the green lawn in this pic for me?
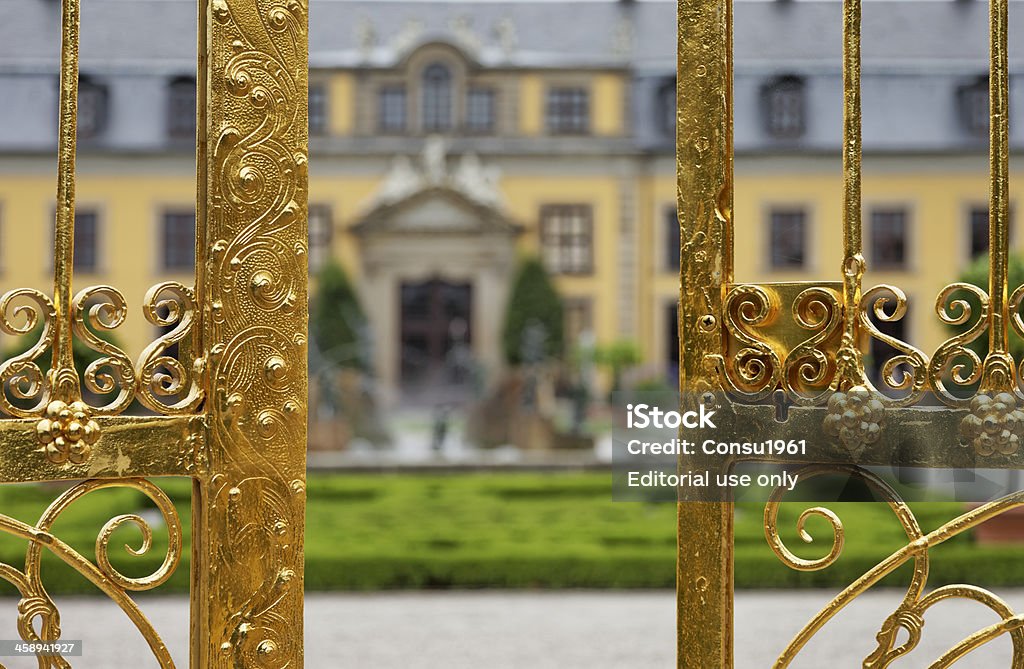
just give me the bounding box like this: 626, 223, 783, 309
0, 472, 1019, 594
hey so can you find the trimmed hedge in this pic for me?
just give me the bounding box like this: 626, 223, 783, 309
0, 474, 1015, 594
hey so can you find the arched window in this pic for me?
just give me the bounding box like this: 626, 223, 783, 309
422, 63, 452, 132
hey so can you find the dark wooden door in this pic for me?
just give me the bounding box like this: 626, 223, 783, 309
400, 279, 472, 388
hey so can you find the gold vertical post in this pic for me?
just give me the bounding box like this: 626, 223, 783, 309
676, 0, 733, 664
842, 0, 861, 266
989, 0, 1010, 355
977, 0, 1015, 393
53, 0, 79, 398
836, 0, 866, 390
193, 0, 308, 666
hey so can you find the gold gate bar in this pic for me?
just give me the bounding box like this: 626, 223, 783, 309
988, 0, 1011, 358
842, 0, 862, 268
836, 0, 865, 391
53, 0, 79, 392
676, 0, 734, 663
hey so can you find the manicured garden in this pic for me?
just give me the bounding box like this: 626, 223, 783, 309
0, 472, 1019, 595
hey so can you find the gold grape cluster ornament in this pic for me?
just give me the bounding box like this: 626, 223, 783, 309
823, 385, 885, 455
960, 393, 1024, 456
35, 399, 101, 465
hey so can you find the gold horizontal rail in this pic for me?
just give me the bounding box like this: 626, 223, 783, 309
0, 414, 201, 483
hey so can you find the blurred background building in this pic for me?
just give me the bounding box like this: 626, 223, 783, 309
2, 0, 1024, 415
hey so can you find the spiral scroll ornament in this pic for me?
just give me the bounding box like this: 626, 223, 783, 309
712, 284, 782, 401
72, 286, 136, 415
0, 479, 182, 668
136, 282, 203, 414
765, 469, 1024, 668
0, 289, 55, 417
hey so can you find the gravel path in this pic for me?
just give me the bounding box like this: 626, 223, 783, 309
0, 589, 1020, 667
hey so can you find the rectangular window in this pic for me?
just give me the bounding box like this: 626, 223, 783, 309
762, 77, 806, 139
546, 87, 589, 135
869, 207, 908, 269
167, 77, 196, 140
968, 206, 1015, 260
77, 77, 108, 139
308, 83, 327, 136
768, 208, 806, 269
970, 207, 989, 259
540, 204, 593, 275
74, 210, 99, 272
379, 86, 407, 132
664, 206, 680, 272
162, 210, 195, 271
308, 204, 333, 272
466, 88, 496, 133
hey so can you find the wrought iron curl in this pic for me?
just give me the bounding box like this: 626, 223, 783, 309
0, 479, 183, 668
136, 282, 203, 414
71, 286, 136, 415
0, 289, 56, 417
765, 465, 925, 668
783, 286, 842, 406
930, 282, 991, 406
712, 284, 782, 401
858, 284, 929, 406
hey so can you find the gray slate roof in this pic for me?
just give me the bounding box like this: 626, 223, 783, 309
2, 0, 1024, 153
2, 0, 1022, 73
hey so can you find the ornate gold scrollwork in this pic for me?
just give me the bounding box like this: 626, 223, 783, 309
71, 286, 136, 415
783, 287, 842, 406
1009, 283, 1024, 393
137, 282, 203, 414
859, 285, 929, 406
0, 289, 56, 417
765, 466, 1024, 668
929, 283, 990, 406
711, 284, 782, 401
0, 478, 182, 668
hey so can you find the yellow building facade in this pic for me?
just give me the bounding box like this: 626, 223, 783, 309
1, 0, 1020, 402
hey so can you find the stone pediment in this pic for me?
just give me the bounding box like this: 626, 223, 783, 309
352, 187, 522, 237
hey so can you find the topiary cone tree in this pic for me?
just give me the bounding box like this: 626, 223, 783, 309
310, 259, 370, 371
502, 257, 564, 366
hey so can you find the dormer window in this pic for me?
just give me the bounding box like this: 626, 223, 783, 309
77, 76, 108, 139
167, 76, 196, 140
958, 76, 989, 136
422, 63, 453, 132
657, 78, 676, 136
761, 75, 805, 139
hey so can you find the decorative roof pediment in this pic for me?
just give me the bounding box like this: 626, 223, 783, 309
353, 137, 521, 237
353, 187, 521, 237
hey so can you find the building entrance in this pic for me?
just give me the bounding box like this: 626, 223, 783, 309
400, 279, 473, 391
